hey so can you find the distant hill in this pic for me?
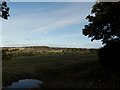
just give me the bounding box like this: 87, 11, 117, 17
2, 46, 99, 52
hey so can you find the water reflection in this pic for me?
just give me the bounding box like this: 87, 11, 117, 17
5, 79, 43, 89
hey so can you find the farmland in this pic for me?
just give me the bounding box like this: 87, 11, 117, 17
2, 47, 120, 88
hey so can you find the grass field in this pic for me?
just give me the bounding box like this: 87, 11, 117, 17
2, 53, 120, 88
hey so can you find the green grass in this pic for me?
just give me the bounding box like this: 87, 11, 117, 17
3, 53, 120, 88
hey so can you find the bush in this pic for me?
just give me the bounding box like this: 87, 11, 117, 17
2, 49, 14, 60
98, 39, 120, 68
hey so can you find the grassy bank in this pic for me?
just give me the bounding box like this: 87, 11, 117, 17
3, 53, 120, 88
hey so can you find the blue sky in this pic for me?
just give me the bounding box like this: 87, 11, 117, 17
2, 2, 102, 48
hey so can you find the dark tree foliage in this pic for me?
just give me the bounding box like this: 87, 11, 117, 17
98, 39, 120, 68
83, 2, 120, 44
83, 2, 120, 68
0, 1, 10, 19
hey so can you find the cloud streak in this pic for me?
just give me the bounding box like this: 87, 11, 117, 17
2, 2, 102, 48
31, 3, 89, 34
32, 15, 85, 34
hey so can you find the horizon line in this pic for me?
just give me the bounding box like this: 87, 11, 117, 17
1, 45, 100, 49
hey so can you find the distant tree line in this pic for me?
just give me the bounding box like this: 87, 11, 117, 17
2, 47, 98, 60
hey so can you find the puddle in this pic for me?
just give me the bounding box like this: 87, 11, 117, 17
4, 79, 43, 89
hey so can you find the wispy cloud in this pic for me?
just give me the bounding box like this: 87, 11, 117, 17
2, 2, 102, 48
31, 3, 89, 34
32, 15, 85, 34
55, 33, 82, 38
3, 3, 90, 35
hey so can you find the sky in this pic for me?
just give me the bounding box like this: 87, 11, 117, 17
8, 0, 120, 2
2, 2, 103, 48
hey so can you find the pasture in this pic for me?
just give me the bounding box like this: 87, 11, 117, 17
2, 53, 120, 88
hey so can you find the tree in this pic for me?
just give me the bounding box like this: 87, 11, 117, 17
83, 2, 120, 68
82, 2, 120, 44
98, 38, 120, 68
0, 1, 10, 19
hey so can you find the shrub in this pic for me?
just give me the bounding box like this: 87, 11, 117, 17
98, 39, 120, 68
2, 52, 13, 61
